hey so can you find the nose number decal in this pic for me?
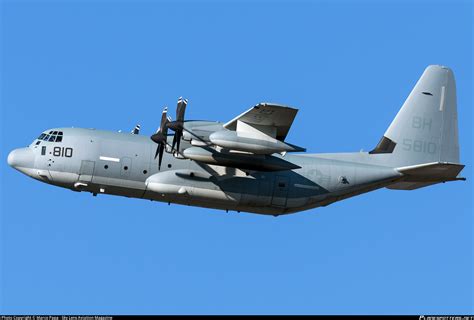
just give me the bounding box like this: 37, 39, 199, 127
53, 146, 73, 157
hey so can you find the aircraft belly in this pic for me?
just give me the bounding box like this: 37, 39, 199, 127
143, 169, 295, 213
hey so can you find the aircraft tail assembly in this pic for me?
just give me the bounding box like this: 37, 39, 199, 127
369, 65, 464, 189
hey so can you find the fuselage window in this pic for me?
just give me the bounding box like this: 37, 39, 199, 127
41, 146, 46, 155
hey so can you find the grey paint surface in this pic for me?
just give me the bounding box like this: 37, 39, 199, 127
7, 65, 465, 216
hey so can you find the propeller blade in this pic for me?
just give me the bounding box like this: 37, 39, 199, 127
176, 130, 182, 153
176, 97, 187, 122
150, 106, 171, 170
131, 124, 140, 134
160, 107, 169, 130
171, 133, 177, 151
158, 143, 164, 170
171, 128, 184, 152
154, 143, 161, 159
150, 107, 169, 144
170, 97, 188, 153
153, 143, 166, 170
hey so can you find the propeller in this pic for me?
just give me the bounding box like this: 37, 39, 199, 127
131, 124, 141, 134
168, 97, 188, 153
150, 107, 170, 170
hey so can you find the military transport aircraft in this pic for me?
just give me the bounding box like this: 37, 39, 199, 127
7, 65, 465, 216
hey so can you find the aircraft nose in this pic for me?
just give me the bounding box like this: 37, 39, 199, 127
7, 148, 35, 168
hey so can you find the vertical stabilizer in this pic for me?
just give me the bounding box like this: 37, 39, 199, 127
370, 65, 460, 167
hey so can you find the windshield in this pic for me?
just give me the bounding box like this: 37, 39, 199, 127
36, 130, 63, 142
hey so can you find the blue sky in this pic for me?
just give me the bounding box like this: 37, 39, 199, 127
1, 0, 472, 315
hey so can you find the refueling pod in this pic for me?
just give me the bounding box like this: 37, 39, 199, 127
209, 130, 305, 154
182, 146, 300, 171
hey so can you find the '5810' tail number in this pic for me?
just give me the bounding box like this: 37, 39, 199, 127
53, 146, 73, 157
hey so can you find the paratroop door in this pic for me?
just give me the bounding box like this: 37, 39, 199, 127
271, 175, 289, 207
79, 160, 95, 183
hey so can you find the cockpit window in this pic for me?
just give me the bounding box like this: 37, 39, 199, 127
37, 131, 64, 142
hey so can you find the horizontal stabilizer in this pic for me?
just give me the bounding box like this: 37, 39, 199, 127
388, 162, 465, 190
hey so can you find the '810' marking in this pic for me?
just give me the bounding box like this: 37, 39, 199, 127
402, 139, 436, 154
53, 146, 73, 157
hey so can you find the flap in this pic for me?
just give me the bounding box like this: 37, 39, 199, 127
223, 103, 298, 141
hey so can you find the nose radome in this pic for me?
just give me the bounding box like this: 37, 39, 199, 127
7, 148, 35, 168
7, 150, 15, 167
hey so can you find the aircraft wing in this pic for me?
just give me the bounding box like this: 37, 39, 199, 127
223, 103, 298, 141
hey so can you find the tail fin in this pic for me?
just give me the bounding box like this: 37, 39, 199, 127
369, 65, 465, 190
370, 65, 460, 167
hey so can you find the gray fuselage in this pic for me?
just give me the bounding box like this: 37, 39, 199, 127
8, 124, 402, 216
